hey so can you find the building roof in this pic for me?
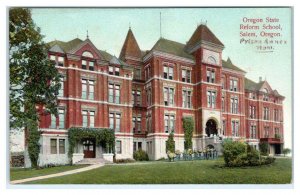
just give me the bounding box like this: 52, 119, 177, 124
222, 58, 246, 73
150, 38, 194, 60
119, 28, 142, 61
185, 24, 224, 51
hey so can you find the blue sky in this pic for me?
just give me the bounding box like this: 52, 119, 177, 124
31, 7, 292, 148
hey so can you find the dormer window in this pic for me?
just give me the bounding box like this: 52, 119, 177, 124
58, 56, 64, 66
109, 66, 120, 76
50, 55, 56, 62
82, 60, 87, 69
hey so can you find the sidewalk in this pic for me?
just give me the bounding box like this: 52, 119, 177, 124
10, 164, 104, 184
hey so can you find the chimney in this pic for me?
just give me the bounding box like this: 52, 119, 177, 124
259, 76, 262, 82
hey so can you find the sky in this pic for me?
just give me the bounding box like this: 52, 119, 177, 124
30, 7, 292, 149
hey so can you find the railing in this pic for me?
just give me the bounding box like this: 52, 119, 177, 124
168, 150, 219, 162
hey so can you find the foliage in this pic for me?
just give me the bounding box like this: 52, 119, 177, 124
9, 8, 61, 167
259, 142, 269, 156
133, 149, 149, 161
166, 132, 175, 153
222, 139, 247, 167
183, 117, 194, 150
115, 158, 136, 164
167, 151, 176, 161
275, 134, 281, 139
68, 127, 115, 162
282, 148, 291, 157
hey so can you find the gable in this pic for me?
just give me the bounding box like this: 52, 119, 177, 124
259, 81, 273, 93
49, 44, 65, 53
68, 39, 102, 60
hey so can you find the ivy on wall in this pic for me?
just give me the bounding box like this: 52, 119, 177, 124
68, 127, 115, 163
166, 132, 175, 153
183, 117, 194, 150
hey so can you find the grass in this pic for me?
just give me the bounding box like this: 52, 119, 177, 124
25, 158, 292, 184
10, 165, 87, 181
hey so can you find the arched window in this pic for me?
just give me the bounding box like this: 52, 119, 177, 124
82, 51, 94, 58
207, 56, 217, 65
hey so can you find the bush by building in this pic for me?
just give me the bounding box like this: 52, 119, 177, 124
133, 149, 149, 161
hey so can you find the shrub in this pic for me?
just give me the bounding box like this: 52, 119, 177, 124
115, 158, 136, 164
283, 148, 291, 157
183, 117, 194, 150
222, 140, 247, 167
133, 149, 149, 161
262, 156, 276, 165
246, 145, 261, 166
259, 142, 269, 156
166, 132, 175, 153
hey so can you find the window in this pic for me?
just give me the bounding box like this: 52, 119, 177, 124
207, 91, 216, 108
58, 77, 64, 97
108, 83, 120, 104
59, 139, 65, 154
275, 128, 280, 138
230, 97, 239, 114
132, 116, 141, 133
58, 109, 65, 129
109, 66, 120, 76
146, 114, 152, 133
263, 107, 270, 120
222, 120, 226, 136
274, 109, 279, 121
231, 120, 239, 137
182, 69, 191, 83
50, 139, 57, 154
147, 141, 153, 154
163, 65, 173, 80
82, 110, 95, 128
133, 142, 143, 152
249, 106, 256, 119
116, 140, 122, 154
164, 114, 175, 133
82, 79, 94, 100
250, 125, 256, 139
132, 90, 141, 106
58, 56, 64, 66
164, 87, 174, 106
89, 61, 94, 71
109, 113, 121, 132
182, 90, 192, 108
230, 79, 238, 91
50, 55, 56, 62
146, 87, 152, 106
263, 88, 269, 101
145, 65, 151, 80
90, 111, 95, 128
50, 114, 56, 128
206, 69, 215, 83
264, 126, 270, 138
134, 68, 141, 80
221, 78, 225, 89
82, 60, 87, 69
221, 96, 225, 112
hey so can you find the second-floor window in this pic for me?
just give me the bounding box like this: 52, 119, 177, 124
263, 107, 270, 120
82, 110, 95, 128
163, 65, 173, 80
250, 125, 256, 139
164, 87, 174, 106
146, 87, 152, 106
108, 83, 120, 104
264, 126, 270, 138
206, 69, 215, 83
230, 79, 238, 91
249, 105, 256, 118
182, 69, 191, 83
207, 90, 216, 108
230, 97, 239, 114
132, 90, 141, 106
109, 66, 120, 76
182, 90, 192, 108
109, 113, 121, 132
82, 79, 94, 100
274, 109, 279, 121
58, 108, 65, 129
58, 77, 64, 97
164, 114, 175, 133
132, 116, 141, 133
146, 114, 152, 133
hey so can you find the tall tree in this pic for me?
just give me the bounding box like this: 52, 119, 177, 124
9, 8, 61, 167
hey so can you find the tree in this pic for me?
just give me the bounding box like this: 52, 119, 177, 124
9, 8, 61, 167
282, 148, 291, 157
259, 142, 269, 156
183, 117, 194, 150
166, 132, 175, 153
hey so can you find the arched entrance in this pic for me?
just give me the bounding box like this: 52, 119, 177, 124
205, 119, 218, 137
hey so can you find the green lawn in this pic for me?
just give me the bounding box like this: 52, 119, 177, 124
25, 158, 292, 184
10, 165, 87, 181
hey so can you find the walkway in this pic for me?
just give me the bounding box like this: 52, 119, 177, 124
11, 164, 104, 184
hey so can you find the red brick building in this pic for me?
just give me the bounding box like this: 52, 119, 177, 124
32, 24, 285, 166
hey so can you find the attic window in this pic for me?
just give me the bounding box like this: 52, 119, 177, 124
58, 56, 64, 66
82, 51, 94, 58
207, 56, 217, 65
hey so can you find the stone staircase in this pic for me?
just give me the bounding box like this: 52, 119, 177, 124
75, 158, 108, 165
